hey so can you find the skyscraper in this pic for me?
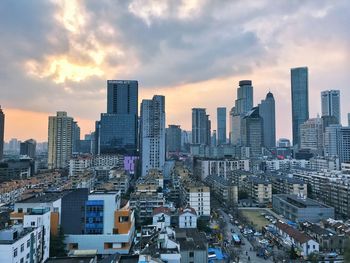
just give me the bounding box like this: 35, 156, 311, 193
300, 117, 323, 155
72, 121, 81, 153
259, 92, 276, 149
141, 95, 165, 176
229, 80, 254, 145
96, 80, 138, 154
324, 125, 350, 163
166, 125, 182, 153
217, 107, 226, 145
192, 108, 210, 145
321, 90, 341, 124
291, 67, 309, 147
241, 107, 263, 157
20, 139, 36, 159
0, 106, 4, 161
48, 111, 74, 169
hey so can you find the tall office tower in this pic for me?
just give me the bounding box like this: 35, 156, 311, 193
291, 67, 309, 147
229, 80, 254, 145
20, 139, 36, 159
181, 130, 191, 152
324, 125, 342, 158
72, 121, 81, 153
192, 108, 210, 145
324, 125, 350, 163
348, 113, 350, 127
166, 125, 182, 153
241, 107, 263, 157
300, 117, 324, 156
48, 111, 74, 169
141, 95, 165, 176
97, 80, 138, 154
217, 107, 227, 145
211, 130, 217, 146
259, 92, 276, 149
321, 90, 341, 124
207, 115, 211, 146
0, 106, 4, 161
321, 115, 338, 132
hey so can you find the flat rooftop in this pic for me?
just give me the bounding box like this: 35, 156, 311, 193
46, 257, 95, 263
18, 191, 69, 204
275, 194, 331, 209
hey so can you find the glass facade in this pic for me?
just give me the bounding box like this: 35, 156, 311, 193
291, 67, 309, 147
217, 107, 226, 145
85, 200, 104, 235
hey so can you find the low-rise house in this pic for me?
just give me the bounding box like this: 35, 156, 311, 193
176, 228, 208, 263
178, 207, 197, 229
275, 221, 319, 258
152, 207, 171, 230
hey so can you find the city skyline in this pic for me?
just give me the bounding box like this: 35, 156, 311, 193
1, 1, 350, 142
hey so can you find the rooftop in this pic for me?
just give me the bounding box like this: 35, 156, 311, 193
175, 228, 207, 250
275, 194, 332, 209
46, 257, 96, 263
18, 191, 69, 204
276, 222, 312, 244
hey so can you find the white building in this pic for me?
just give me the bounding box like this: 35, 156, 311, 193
152, 207, 171, 230
140, 95, 166, 176
198, 159, 250, 180
179, 207, 197, 228
69, 155, 92, 176
184, 184, 210, 217
0, 208, 51, 263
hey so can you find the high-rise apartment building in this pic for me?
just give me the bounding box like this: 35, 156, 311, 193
300, 117, 324, 155
192, 108, 210, 145
291, 67, 309, 147
48, 111, 74, 169
141, 95, 166, 176
241, 107, 263, 157
0, 106, 4, 161
230, 80, 254, 145
20, 139, 36, 159
324, 125, 350, 163
72, 121, 80, 153
217, 107, 226, 145
321, 90, 340, 124
166, 125, 182, 153
96, 80, 138, 154
259, 92, 276, 149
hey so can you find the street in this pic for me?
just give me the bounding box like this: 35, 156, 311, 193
218, 208, 274, 263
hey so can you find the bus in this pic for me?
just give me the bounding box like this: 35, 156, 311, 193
232, 233, 241, 245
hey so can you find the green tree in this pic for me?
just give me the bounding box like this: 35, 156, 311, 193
50, 227, 66, 257
289, 245, 298, 260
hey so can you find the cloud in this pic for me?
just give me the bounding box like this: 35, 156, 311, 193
0, 0, 349, 141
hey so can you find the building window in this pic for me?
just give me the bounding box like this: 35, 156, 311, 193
27, 240, 30, 248
21, 243, 24, 252
14, 248, 18, 257
189, 252, 194, 257
31, 221, 35, 226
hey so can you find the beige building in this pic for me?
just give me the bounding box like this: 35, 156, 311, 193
48, 112, 75, 169
271, 175, 307, 196
243, 177, 272, 205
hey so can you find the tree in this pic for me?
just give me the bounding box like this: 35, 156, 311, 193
50, 227, 66, 257
289, 245, 298, 260
238, 191, 249, 200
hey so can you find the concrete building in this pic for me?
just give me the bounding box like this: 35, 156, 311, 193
275, 221, 319, 258
217, 107, 227, 145
291, 67, 309, 147
72, 121, 80, 153
272, 194, 334, 223
141, 95, 166, 176
69, 155, 92, 177
259, 92, 276, 149
48, 111, 75, 169
243, 177, 272, 205
229, 80, 254, 145
0, 106, 4, 161
20, 139, 36, 159
300, 117, 323, 155
152, 207, 171, 230
205, 175, 238, 204
321, 90, 341, 124
65, 191, 135, 255
166, 125, 182, 153
181, 182, 210, 217
176, 228, 208, 263
194, 158, 250, 180
178, 207, 197, 229
241, 107, 264, 157
324, 125, 350, 163
0, 208, 51, 263
192, 108, 210, 146
270, 175, 307, 196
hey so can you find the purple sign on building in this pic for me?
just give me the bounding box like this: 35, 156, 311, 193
124, 156, 138, 175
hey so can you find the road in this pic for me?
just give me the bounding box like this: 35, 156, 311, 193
218, 208, 274, 263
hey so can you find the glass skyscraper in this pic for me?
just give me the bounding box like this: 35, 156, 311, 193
0, 106, 4, 161
217, 107, 226, 145
321, 90, 340, 124
291, 67, 309, 147
259, 92, 276, 149
97, 80, 138, 154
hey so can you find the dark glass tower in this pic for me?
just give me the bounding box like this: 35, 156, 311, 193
217, 107, 227, 145
0, 106, 4, 161
259, 92, 276, 149
291, 67, 309, 147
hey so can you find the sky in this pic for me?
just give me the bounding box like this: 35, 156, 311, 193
0, 0, 349, 142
